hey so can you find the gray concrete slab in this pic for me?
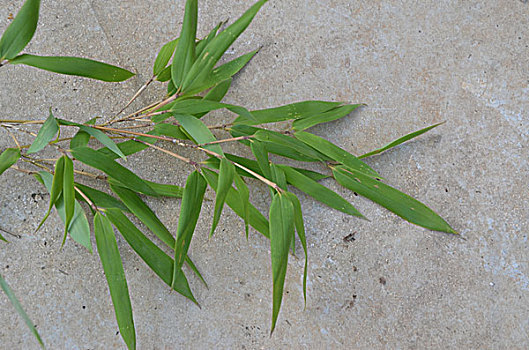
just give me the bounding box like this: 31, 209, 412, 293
0, 0, 528, 348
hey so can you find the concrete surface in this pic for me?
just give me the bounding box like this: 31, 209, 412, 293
1, 0, 528, 348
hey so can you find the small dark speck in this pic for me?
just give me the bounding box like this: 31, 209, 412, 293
82, 305, 86, 309
468, 54, 472, 59
379, 277, 387, 285
116, 331, 120, 335
5, 265, 9, 269
285, 320, 291, 326
353, 192, 358, 196
418, 30, 422, 33
343, 232, 356, 243
445, 188, 449, 193
352, 266, 358, 272
475, 190, 481, 193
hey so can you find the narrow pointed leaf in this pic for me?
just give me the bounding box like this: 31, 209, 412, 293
195, 21, 223, 58
97, 135, 155, 159
74, 183, 129, 212
254, 129, 329, 162
105, 209, 198, 304
153, 38, 178, 76
0, 274, 45, 349
233, 173, 251, 238
250, 140, 271, 179
109, 183, 175, 248
210, 158, 235, 237
193, 78, 232, 118
0, 148, 21, 175
36, 171, 92, 252
182, 0, 268, 92
71, 147, 157, 196
202, 168, 268, 238
69, 129, 90, 149
144, 181, 183, 198
172, 114, 224, 155
294, 131, 379, 177
270, 164, 287, 190
359, 122, 445, 159
280, 165, 364, 218
153, 124, 188, 140
27, 111, 58, 154
36, 157, 64, 232
292, 104, 363, 131
171, 0, 198, 89
170, 99, 254, 121
61, 156, 75, 247
172, 171, 206, 287
234, 100, 341, 125
9, 54, 134, 82
333, 166, 456, 233
156, 65, 172, 82
284, 192, 308, 306
269, 193, 294, 334
94, 213, 136, 350
0, 0, 40, 60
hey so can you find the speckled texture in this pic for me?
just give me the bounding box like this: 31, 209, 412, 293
1, 0, 528, 349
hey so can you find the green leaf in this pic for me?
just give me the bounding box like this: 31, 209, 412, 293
185, 50, 258, 95
71, 147, 157, 196
153, 38, 178, 76
105, 209, 198, 304
193, 78, 232, 118
74, 183, 129, 212
171, 0, 198, 89
94, 213, 136, 350
35, 171, 92, 252
202, 168, 269, 238
250, 140, 272, 179
10, 54, 134, 82
279, 165, 364, 218
97, 136, 154, 160
27, 110, 59, 154
109, 183, 175, 248
169, 99, 254, 122
58, 119, 127, 160
269, 193, 294, 334
144, 181, 183, 198
292, 104, 363, 131
69, 130, 90, 149
156, 65, 172, 82
210, 158, 235, 237
181, 0, 268, 93
254, 129, 329, 162
35, 157, 64, 232
0, 148, 21, 175
359, 122, 445, 159
172, 171, 206, 287
0, 0, 40, 60
332, 166, 456, 233
234, 100, 341, 125
153, 124, 189, 140
294, 131, 380, 178
284, 192, 307, 307
233, 173, 251, 238
270, 164, 287, 190
195, 22, 222, 58
0, 273, 45, 349
172, 114, 224, 155
60, 156, 75, 247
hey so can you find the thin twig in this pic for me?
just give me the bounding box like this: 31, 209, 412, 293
92, 125, 190, 145
75, 186, 99, 212
208, 123, 234, 130
199, 135, 252, 146
136, 139, 196, 166
110, 75, 156, 122
0, 226, 21, 239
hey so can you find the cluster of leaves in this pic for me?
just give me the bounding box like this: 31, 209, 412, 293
0, 0, 456, 348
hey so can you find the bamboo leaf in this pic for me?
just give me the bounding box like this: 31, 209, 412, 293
156, 65, 172, 82
294, 131, 380, 178
181, 0, 268, 93
0, 274, 45, 349
172, 114, 224, 155
58, 119, 126, 159
172, 171, 206, 287
35, 171, 92, 252
97, 136, 155, 160
153, 124, 188, 140
233, 173, 251, 238
279, 165, 364, 218
144, 181, 183, 198
9, 54, 134, 82
169, 99, 254, 121
202, 168, 269, 238
292, 104, 363, 131
0, 148, 21, 175
35, 157, 64, 232
71, 147, 157, 196
153, 38, 179, 76
210, 158, 235, 237
195, 22, 222, 58
332, 166, 456, 233
193, 78, 232, 118
171, 0, 198, 89
234, 100, 342, 125
61, 156, 75, 247
105, 209, 198, 304
74, 183, 129, 212
254, 129, 329, 162
94, 213, 136, 350
284, 192, 308, 306
250, 140, 272, 179
69, 129, 90, 149
27, 110, 59, 154
359, 122, 445, 159
269, 193, 294, 334
109, 183, 175, 248
0, 0, 40, 60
